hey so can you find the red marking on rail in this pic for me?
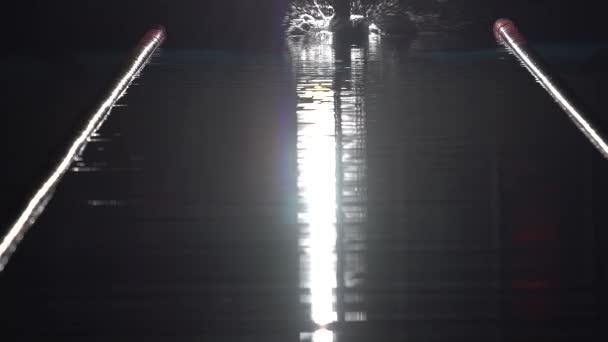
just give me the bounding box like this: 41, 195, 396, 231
494, 18, 526, 44
138, 25, 166, 47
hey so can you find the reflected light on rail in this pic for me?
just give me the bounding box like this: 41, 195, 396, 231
0, 26, 165, 271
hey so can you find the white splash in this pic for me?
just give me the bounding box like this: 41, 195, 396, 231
286, 0, 335, 36
285, 0, 397, 37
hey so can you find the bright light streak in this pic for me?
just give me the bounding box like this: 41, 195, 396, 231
312, 328, 335, 342
497, 23, 608, 159
0, 27, 166, 271
293, 41, 338, 327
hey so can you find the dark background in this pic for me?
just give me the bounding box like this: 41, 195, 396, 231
1, 0, 608, 339
3, 0, 607, 248
2, 0, 608, 255
2, 0, 608, 52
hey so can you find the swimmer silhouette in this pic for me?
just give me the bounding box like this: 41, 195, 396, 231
329, 0, 369, 40
329, 0, 416, 40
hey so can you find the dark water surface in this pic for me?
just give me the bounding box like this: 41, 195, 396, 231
1, 34, 607, 340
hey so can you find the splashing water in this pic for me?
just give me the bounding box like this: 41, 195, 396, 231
285, 0, 411, 36
285, 0, 335, 36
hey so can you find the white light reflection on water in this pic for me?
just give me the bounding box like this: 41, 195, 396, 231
291, 34, 370, 341
338, 46, 368, 323
292, 39, 338, 328
313, 328, 335, 342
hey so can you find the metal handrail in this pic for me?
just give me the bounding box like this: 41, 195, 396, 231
494, 18, 608, 159
0, 26, 166, 271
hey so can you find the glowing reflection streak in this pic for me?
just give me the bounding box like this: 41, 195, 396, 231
292, 41, 338, 328
0, 26, 166, 271
313, 328, 335, 342
332, 45, 369, 324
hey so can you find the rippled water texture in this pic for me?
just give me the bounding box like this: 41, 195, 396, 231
1, 34, 607, 340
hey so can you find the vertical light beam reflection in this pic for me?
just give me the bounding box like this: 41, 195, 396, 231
290, 35, 369, 336
291, 38, 338, 327
313, 328, 335, 342
336, 45, 368, 323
